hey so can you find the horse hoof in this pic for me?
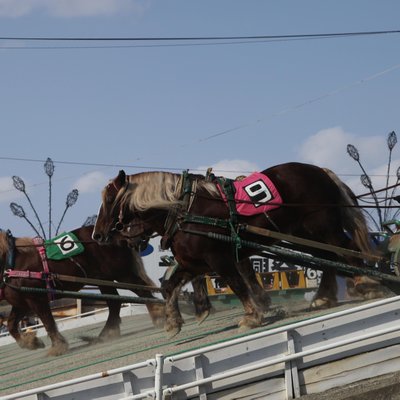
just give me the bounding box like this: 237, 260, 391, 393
166, 326, 181, 338
19, 331, 45, 350
47, 342, 69, 356
310, 297, 337, 310
238, 316, 261, 332
99, 327, 121, 341
196, 310, 210, 325
238, 324, 252, 333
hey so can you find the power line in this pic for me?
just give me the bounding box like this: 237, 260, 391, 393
198, 62, 400, 143
0, 156, 242, 174
0, 156, 397, 179
0, 37, 336, 50
1, 29, 399, 41
0, 29, 399, 49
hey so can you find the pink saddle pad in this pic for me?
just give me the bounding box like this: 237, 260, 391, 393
218, 172, 282, 216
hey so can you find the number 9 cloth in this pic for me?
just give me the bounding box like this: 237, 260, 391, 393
217, 172, 283, 216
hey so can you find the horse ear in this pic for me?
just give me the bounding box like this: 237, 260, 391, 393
117, 170, 126, 185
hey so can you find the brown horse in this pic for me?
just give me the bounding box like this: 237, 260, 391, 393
92, 162, 377, 336
0, 225, 165, 356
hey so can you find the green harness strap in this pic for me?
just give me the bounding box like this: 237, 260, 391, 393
167, 171, 242, 262
216, 177, 242, 260
182, 213, 230, 229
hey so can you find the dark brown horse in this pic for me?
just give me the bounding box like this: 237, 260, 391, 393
92, 162, 377, 336
0, 225, 165, 356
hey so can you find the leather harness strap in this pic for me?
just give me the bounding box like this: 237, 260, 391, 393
5, 270, 43, 279
33, 237, 55, 300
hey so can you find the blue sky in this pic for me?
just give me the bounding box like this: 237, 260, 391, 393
1, 1, 400, 259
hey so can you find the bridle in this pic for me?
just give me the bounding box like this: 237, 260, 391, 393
103, 180, 153, 244
102, 170, 195, 247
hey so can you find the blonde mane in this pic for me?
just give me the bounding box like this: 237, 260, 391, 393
122, 172, 182, 212
118, 171, 220, 213
0, 231, 33, 258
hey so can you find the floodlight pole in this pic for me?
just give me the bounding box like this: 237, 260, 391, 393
55, 189, 79, 236
12, 175, 47, 239
44, 158, 55, 239
9, 202, 41, 237
10, 158, 80, 239
347, 144, 383, 229
384, 131, 397, 221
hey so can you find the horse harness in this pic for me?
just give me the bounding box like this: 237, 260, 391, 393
112, 170, 279, 261
0, 229, 15, 301
1, 233, 89, 301
1, 233, 58, 301
162, 171, 249, 260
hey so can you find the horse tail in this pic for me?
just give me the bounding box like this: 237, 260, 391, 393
131, 248, 158, 287
323, 168, 375, 256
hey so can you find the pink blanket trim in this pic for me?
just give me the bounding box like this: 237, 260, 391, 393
217, 172, 283, 216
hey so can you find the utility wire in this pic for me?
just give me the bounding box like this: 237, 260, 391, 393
198, 62, 400, 142
0, 29, 399, 49
1, 29, 400, 41
0, 156, 397, 178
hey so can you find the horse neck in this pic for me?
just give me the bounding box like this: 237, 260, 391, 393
142, 209, 169, 236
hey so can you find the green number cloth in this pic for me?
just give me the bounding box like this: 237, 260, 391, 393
45, 232, 84, 260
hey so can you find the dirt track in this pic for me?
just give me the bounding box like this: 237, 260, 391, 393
0, 297, 319, 397
0, 296, 398, 398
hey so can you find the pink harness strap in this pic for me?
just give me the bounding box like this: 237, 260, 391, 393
33, 237, 50, 274
5, 270, 43, 280
0, 237, 54, 300
33, 237, 55, 300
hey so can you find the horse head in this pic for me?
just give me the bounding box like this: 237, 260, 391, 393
92, 170, 128, 244
93, 170, 153, 245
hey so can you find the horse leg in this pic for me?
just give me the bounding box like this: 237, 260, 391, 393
347, 274, 389, 299
162, 272, 190, 337
7, 306, 45, 351
128, 278, 166, 329
311, 269, 338, 309
222, 269, 264, 332
98, 286, 122, 341
235, 258, 271, 313
191, 275, 212, 324
26, 297, 68, 356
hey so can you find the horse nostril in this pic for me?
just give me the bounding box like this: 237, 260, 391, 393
92, 233, 102, 242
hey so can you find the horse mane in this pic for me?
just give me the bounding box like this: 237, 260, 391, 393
120, 171, 220, 212
0, 231, 33, 257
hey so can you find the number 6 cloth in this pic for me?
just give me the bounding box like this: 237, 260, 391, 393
45, 232, 84, 260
